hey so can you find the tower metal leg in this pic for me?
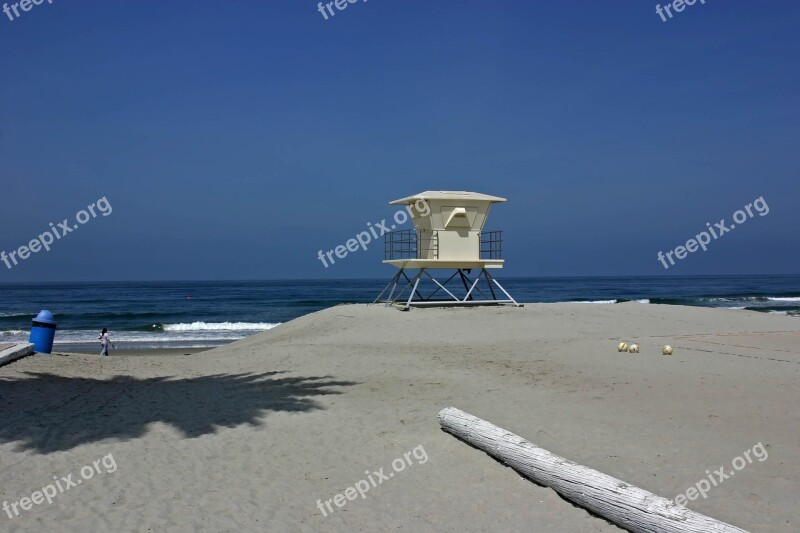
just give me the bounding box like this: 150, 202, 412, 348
462, 273, 483, 301
483, 269, 498, 300
422, 269, 460, 302
486, 270, 521, 307
404, 271, 423, 309
374, 270, 402, 304
375, 268, 521, 308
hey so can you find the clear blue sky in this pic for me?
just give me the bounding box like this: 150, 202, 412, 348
1, 1, 798, 281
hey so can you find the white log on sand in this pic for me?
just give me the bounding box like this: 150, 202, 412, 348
438, 407, 747, 533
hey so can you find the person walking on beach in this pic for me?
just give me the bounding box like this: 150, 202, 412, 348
99, 328, 115, 356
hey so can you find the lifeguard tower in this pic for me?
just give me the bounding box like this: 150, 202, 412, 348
374, 191, 521, 309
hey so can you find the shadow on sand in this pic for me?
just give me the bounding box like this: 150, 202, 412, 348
0, 371, 356, 454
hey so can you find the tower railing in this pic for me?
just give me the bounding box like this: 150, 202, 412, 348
384, 229, 439, 260
479, 230, 503, 259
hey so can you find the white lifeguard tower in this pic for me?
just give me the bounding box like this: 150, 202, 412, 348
374, 191, 521, 308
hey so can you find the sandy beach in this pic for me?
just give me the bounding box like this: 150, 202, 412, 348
1, 302, 798, 532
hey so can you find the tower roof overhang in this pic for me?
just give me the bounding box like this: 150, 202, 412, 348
389, 190, 507, 205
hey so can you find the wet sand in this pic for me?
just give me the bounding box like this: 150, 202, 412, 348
58, 348, 214, 358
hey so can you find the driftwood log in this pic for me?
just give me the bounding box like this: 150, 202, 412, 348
438, 407, 747, 533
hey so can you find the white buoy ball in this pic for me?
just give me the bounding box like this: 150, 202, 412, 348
662, 345, 673, 356
618, 342, 628, 352
628, 343, 640, 353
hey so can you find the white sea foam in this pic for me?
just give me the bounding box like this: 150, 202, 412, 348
706, 297, 760, 302
767, 297, 800, 302
573, 300, 617, 304
635, 299, 650, 304
1, 330, 26, 336
47, 322, 284, 347
58, 335, 247, 343
162, 322, 280, 332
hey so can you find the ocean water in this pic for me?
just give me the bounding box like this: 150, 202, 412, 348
0, 276, 797, 350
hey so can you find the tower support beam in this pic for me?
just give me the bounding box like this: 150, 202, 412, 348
374, 268, 522, 309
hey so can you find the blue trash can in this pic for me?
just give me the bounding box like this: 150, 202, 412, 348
30, 310, 57, 354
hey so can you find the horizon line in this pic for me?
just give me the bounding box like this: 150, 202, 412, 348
1, 273, 799, 285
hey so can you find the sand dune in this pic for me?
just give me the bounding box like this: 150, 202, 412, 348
1, 303, 798, 531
